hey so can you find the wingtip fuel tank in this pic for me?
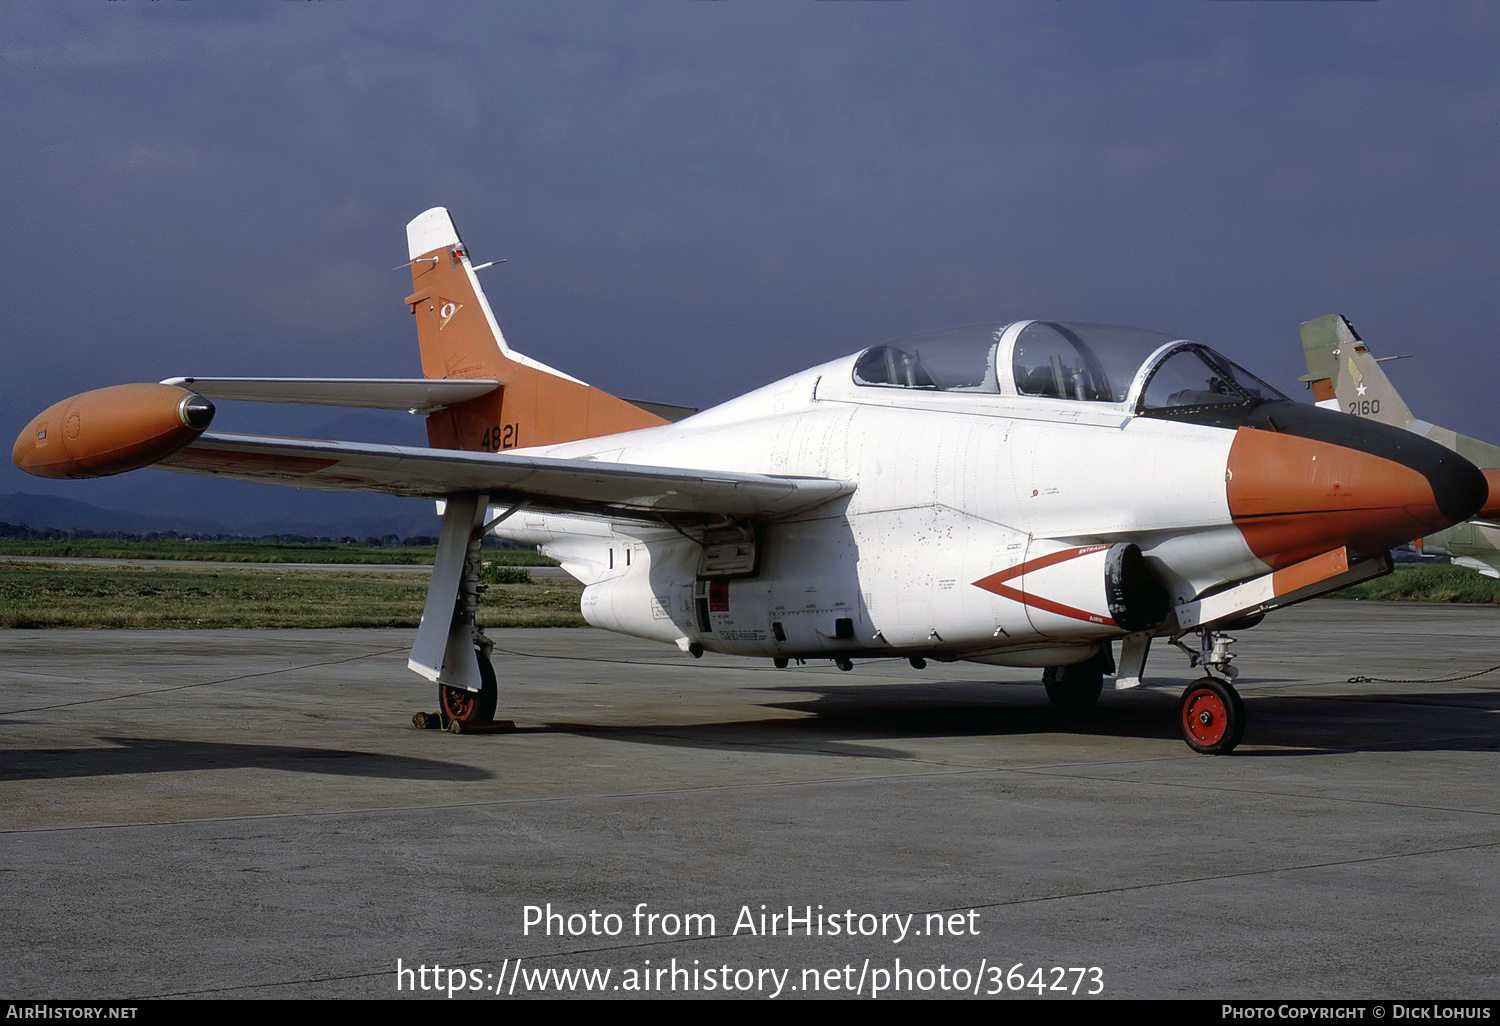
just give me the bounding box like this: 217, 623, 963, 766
13, 383, 215, 480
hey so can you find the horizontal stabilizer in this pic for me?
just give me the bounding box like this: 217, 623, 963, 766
161, 377, 499, 413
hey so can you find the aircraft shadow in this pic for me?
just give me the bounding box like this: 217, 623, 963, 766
522, 680, 1170, 760
521, 680, 1500, 760
0, 736, 493, 782
1232, 686, 1500, 757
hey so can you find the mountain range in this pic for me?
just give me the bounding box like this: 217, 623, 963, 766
0, 492, 443, 540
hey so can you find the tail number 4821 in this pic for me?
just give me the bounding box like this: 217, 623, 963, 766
481, 424, 520, 451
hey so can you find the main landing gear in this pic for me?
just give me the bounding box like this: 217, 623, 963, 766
439, 646, 498, 726
1042, 647, 1111, 717
410, 493, 517, 732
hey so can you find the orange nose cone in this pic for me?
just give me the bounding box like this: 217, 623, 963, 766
1228, 427, 1479, 568
13, 383, 215, 479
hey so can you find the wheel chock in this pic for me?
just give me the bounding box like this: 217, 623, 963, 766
445, 718, 518, 734
413, 710, 518, 732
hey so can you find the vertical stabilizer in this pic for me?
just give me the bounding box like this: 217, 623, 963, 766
404, 208, 667, 451
1298, 314, 1414, 428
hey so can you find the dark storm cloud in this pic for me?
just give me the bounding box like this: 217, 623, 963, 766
2, 1, 1496, 526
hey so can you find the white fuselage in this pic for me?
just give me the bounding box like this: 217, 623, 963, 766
495, 351, 1262, 667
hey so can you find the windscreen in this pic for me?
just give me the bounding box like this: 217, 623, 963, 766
1139, 345, 1289, 412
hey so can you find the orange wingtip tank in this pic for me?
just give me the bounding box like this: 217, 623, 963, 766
12, 383, 215, 479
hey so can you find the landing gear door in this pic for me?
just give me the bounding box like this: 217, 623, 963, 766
409, 493, 488, 691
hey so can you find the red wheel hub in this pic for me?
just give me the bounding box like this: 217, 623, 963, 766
440, 686, 477, 722
1182, 688, 1228, 746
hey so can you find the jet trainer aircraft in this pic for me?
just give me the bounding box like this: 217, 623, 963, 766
1300, 313, 1500, 578
13, 210, 1493, 754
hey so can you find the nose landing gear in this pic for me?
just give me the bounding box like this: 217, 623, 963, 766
1171, 629, 1245, 754
1179, 676, 1245, 755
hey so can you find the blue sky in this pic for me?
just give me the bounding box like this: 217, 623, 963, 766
3, 1, 1497, 529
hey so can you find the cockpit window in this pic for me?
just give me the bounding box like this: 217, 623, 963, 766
1139, 345, 1289, 412
1012, 322, 1110, 401
853, 325, 999, 392
851, 320, 1286, 412
1012, 322, 1178, 403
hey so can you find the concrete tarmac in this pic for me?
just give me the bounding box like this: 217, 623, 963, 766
2, 601, 1497, 1000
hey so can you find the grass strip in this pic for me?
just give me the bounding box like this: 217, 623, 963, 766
1327, 563, 1500, 604
0, 561, 585, 629
0, 538, 557, 566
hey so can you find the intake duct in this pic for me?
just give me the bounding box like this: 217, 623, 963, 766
1104, 543, 1171, 633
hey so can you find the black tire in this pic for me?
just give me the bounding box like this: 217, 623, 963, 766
1043, 651, 1107, 716
438, 649, 498, 725
1179, 676, 1245, 755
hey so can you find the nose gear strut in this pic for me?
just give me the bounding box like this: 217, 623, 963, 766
1172, 628, 1238, 680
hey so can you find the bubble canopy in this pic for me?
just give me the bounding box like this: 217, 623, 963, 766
851, 320, 1287, 413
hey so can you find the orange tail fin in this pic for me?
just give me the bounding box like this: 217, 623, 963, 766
404, 207, 666, 452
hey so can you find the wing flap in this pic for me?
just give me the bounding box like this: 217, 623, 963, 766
156, 432, 851, 521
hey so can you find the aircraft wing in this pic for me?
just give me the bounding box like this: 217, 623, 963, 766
156, 431, 851, 522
